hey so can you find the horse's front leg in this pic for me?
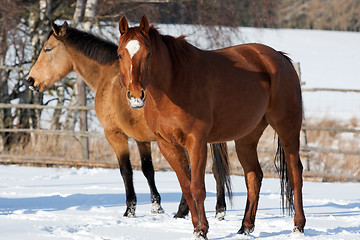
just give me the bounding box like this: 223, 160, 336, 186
156, 137, 201, 235
136, 140, 164, 214
187, 138, 209, 239
104, 130, 136, 217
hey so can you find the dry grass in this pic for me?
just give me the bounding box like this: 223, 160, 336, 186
278, 0, 360, 31
304, 117, 360, 177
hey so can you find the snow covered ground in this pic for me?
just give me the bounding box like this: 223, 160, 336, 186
1, 165, 359, 240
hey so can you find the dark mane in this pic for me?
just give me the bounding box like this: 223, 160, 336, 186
53, 27, 118, 65
278, 51, 293, 63
148, 27, 198, 74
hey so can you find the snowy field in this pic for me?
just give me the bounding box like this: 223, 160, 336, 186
1, 165, 359, 240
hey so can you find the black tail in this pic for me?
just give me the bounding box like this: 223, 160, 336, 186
210, 142, 232, 202
274, 137, 294, 215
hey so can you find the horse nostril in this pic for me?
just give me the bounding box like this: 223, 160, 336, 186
27, 77, 34, 86
127, 90, 132, 100
140, 89, 145, 100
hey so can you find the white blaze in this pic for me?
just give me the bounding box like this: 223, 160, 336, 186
130, 64, 133, 83
125, 40, 140, 59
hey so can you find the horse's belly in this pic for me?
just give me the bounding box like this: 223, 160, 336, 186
207, 113, 264, 142
207, 93, 269, 142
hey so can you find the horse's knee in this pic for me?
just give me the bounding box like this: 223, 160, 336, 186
190, 182, 206, 203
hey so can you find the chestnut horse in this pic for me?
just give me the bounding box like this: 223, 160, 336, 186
26, 21, 231, 220
117, 16, 305, 239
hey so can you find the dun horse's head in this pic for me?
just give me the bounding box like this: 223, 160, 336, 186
117, 16, 151, 109
27, 21, 72, 92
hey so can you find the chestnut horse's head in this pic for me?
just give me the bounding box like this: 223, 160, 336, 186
27, 21, 73, 92
117, 16, 151, 109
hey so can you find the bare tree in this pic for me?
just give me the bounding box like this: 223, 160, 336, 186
77, 0, 98, 159
72, 0, 86, 26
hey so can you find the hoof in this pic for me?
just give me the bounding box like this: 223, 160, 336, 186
293, 226, 304, 233
215, 211, 225, 221
237, 225, 254, 235
174, 211, 188, 218
151, 202, 164, 214
123, 206, 136, 218
174, 208, 189, 218
193, 230, 207, 240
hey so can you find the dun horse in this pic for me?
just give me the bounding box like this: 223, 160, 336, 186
117, 16, 306, 239
26, 22, 231, 219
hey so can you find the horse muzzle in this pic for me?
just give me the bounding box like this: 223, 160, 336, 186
129, 97, 145, 109
127, 90, 146, 109
26, 77, 40, 92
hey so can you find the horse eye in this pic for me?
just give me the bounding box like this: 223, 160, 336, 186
146, 52, 151, 58
118, 54, 123, 59
44, 48, 52, 53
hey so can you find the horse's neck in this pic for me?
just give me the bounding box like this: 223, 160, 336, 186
70, 49, 118, 93
150, 47, 173, 92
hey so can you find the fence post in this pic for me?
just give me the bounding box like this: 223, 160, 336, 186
294, 62, 310, 171
300, 129, 310, 171
77, 78, 89, 160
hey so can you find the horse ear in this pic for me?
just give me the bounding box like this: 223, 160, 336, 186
52, 21, 68, 38
139, 16, 149, 34
119, 16, 128, 35
51, 21, 60, 36
59, 21, 68, 37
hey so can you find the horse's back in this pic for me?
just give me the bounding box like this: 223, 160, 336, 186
225, 43, 303, 131
205, 43, 302, 141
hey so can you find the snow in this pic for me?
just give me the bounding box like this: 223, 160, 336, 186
1, 165, 359, 239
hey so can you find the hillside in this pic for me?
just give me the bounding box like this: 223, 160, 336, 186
277, 0, 360, 31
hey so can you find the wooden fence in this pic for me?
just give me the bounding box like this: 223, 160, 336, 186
0, 99, 359, 181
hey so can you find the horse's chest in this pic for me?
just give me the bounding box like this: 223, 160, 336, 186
144, 102, 201, 146
115, 109, 155, 141
95, 97, 155, 142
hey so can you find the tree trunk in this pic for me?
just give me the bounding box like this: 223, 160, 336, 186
0, 25, 12, 151
63, 82, 78, 131
83, 0, 98, 31
72, 0, 86, 27
77, 0, 98, 160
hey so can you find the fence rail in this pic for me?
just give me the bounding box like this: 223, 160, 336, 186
302, 88, 360, 93
1, 100, 360, 181
0, 128, 104, 138
0, 103, 93, 111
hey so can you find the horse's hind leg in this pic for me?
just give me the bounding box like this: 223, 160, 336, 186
268, 119, 306, 232
235, 117, 268, 234
213, 160, 226, 220
174, 194, 190, 218
105, 130, 136, 217
136, 141, 164, 214
211, 142, 230, 221
266, 99, 306, 231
